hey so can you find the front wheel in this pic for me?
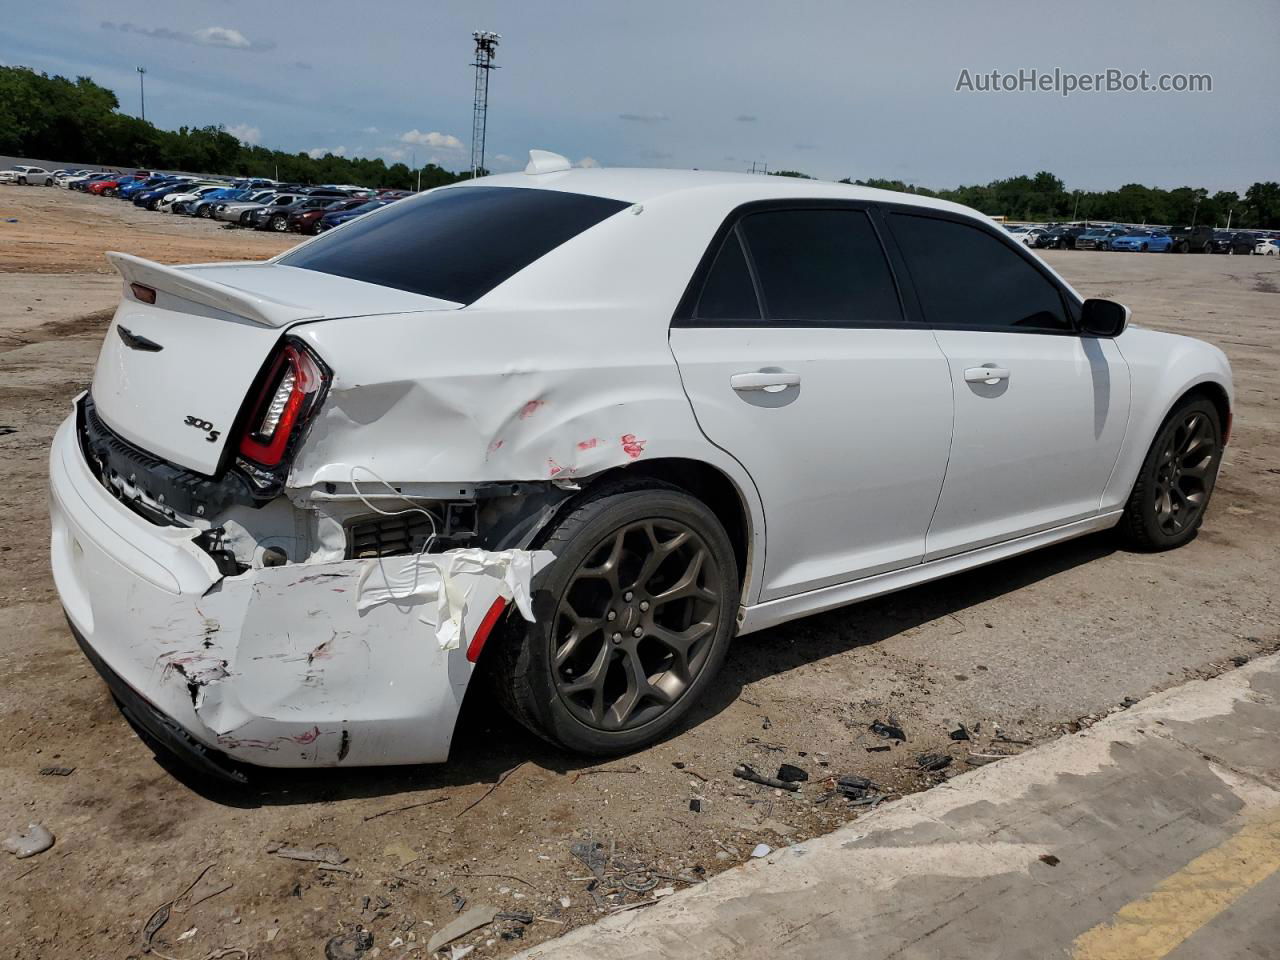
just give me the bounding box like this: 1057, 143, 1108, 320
1119, 397, 1222, 550
491, 485, 738, 755
270, 215, 288, 232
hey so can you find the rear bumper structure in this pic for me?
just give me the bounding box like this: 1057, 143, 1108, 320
49, 412, 550, 776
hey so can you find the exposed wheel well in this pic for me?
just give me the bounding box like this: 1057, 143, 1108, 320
1180, 382, 1231, 444
575, 458, 752, 592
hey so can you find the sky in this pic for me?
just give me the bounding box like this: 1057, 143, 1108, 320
2, 0, 1277, 192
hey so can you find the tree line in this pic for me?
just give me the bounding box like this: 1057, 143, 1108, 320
4, 63, 1276, 225
837, 171, 1278, 229
0, 65, 465, 191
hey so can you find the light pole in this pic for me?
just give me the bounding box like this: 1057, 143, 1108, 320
1191, 195, 1201, 228
1072, 190, 1081, 222
137, 67, 147, 122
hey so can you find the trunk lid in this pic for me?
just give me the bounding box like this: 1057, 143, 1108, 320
91, 253, 458, 476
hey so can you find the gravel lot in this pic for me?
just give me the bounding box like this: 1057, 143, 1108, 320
1, 185, 1277, 960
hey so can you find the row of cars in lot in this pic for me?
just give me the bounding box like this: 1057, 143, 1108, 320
8, 166, 410, 234
1006, 222, 1279, 256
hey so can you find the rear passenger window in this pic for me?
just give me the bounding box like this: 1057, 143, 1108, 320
739, 209, 902, 325
695, 233, 761, 321
889, 213, 1071, 332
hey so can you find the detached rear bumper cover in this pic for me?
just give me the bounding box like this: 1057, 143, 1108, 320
49, 413, 551, 770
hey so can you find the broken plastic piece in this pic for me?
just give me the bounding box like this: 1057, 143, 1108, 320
427, 905, 498, 954
750, 843, 772, 858
355, 548, 553, 652
733, 763, 799, 792
915, 753, 952, 772
870, 719, 906, 741
3, 823, 54, 859
776, 763, 809, 783
324, 929, 373, 960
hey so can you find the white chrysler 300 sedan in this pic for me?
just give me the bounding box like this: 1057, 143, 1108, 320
49, 152, 1232, 781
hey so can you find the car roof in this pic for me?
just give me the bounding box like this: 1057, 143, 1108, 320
456, 166, 980, 219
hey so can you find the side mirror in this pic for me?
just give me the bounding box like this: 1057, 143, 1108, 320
1080, 298, 1129, 337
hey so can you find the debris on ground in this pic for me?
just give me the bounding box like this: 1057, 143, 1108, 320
915, 753, 952, 772
776, 763, 809, 783
947, 721, 971, 741
1039, 854, 1061, 866
733, 763, 800, 791
266, 842, 348, 865
3, 823, 54, 859
833, 775, 878, 800
324, 928, 373, 960
865, 744, 891, 753
869, 719, 906, 741
426, 905, 498, 954
569, 840, 609, 878
38, 766, 75, 776
688, 798, 703, 813
966, 751, 1016, 766
1120, 696, 1140, 709
1232, 654, 1251, 667
750, 844, 772, 858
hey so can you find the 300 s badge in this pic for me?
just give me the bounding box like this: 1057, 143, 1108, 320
183, 415, 220, 442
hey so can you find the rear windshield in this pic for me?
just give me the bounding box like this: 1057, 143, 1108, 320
278, 186, 630, 305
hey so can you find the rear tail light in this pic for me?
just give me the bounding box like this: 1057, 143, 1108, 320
237, 340, 329, 468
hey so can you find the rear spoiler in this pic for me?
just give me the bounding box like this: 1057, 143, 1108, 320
106, 252, 322, 328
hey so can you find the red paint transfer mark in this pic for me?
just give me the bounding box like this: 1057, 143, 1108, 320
488, 438, 504, 453
548, 458, 564, 477
518, 399, 544, 419
620, 434, 647, 459
291, 726, 323, 745
577, 438, 599, 451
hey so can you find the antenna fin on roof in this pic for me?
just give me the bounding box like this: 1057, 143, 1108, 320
525, 150, 572, 175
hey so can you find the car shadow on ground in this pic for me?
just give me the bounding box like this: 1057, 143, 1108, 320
169, 531, 1120, 808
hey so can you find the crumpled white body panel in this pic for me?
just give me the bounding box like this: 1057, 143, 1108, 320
49, 417, 549, 767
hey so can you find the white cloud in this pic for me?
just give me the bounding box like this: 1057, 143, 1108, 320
399, 129, 463, 150
619, 112, 669, 123
577, 156, 600, 168
362, 126, 380, 135
101, 21, 274, 51
306, 145, 347, 159
226, 123, 260, 145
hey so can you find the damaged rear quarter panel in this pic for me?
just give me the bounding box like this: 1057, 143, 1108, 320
284, 187, 766, 597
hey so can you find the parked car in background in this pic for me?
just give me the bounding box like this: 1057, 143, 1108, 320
187, 187, 249, 218
1257, 238, 1279, 256
134, 179, 198, 209
0, 165, 54, 185
1005, 225, 1046, 246
316, 198, 395, 231
1168, 225, 1215, 253
53, 163, 1233, 775
287, 198, 369, 234
1210, 231, 1257, 255
1075, 227, 1128, 251
1108, 230, 1173, 253
159, 184, 225, 213
249, 195, 340, 232
208, 190, 278, 223
88, 174, 145, 197
1035, 225, 1089, 249
215, 192, 306, 225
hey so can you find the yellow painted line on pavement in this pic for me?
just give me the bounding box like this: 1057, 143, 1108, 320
1072, 807, 1280, 960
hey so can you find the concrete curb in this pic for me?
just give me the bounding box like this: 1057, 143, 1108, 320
518, 655, 1280, 959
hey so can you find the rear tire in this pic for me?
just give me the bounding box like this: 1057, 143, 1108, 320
490, 484, 738, 755
1119, 397, 1222, 551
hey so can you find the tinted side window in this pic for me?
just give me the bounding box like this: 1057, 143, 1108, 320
695, 232, 761, 321
889, 214, 1070, 332
280, 186, 629, 305
739, 209, 902, 325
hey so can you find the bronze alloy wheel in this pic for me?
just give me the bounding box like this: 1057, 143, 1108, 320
1150, 408, 1218, 537
551, 518, 721, 732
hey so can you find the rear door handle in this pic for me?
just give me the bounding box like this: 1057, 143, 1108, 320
963, 366, 1010, 384
730, 371, 801, 392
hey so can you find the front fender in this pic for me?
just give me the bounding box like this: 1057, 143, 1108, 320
1103, 327, 1233, 511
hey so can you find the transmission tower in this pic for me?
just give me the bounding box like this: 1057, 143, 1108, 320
470, 31, 501, 178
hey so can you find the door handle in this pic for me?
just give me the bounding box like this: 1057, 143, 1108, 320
963, 366, 1010, 384
730, 371, 801, 392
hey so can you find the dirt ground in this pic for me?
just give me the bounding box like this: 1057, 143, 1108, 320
1, 184, 1277, 960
